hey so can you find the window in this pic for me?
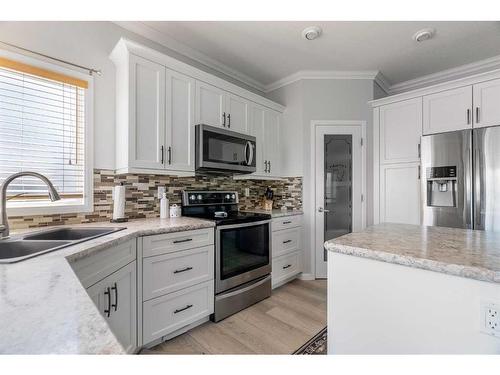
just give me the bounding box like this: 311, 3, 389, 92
0, 52, 93, 215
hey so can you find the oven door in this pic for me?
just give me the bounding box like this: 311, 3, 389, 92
196, 124, 256, 174
215, 220, 271, 293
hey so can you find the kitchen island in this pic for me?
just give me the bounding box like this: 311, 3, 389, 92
325, 223, 500, 354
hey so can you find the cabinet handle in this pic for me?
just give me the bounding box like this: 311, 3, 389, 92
173, 238, 193, 244
160, 145, 164, 164
222, 112, 226, 127
476, 107, 480, 123
228, 113, 231, 128
283, 239, 292, 244
174, 304, 193, 314
104, 287, 111, 317
111, 282, 118, 312
418, 166, 421, 180
283, 221, 292, 224
173, 266, 193, 274
282, 264, 292, 270
467, 109, 471, 125
418, 143, 421, 158
168, 146, 172, 165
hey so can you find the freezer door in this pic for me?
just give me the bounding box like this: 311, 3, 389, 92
421, 129, 473, 229
473, 126, 500, 231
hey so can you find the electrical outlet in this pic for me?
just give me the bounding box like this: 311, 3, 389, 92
244, 187, 250, 197
480, 300, 500, 337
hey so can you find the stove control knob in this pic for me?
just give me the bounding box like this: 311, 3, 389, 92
190, 195, 196, 201
197, 194, 202, 200
225, 194, 230, 200
231, 194, 236, 200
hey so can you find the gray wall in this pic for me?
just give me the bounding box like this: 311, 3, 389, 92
0, 21, 263, 170
267, 79, 376, 276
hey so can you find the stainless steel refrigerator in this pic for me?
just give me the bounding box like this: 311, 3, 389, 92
421, 126, 500, 230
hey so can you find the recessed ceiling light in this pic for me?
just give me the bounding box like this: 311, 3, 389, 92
413, 28, 436, 42
302, 26, 322, 41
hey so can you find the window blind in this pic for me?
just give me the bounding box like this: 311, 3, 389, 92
0, 60, 86, 201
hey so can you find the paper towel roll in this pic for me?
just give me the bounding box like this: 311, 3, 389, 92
112, 185, 126, 220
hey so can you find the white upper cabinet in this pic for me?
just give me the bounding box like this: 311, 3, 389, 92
166, 70, 195, 172
195, 81, 225, 128
128, 54, 166, 170
264, 109, 281, 177
473, 78, 500, 129
380, 163, 421, 225
225, 93, 249, 133
380, 98, 422, 164
423, 86, 473, 135
249, 105, 266, 175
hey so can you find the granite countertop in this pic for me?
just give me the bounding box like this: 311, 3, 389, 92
325, 223, 500, 284
0, 217, 214, 354
243, 209, 303, 218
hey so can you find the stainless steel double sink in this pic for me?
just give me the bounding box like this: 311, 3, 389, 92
0, 227, 126, 263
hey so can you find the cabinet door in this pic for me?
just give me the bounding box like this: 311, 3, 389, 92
473, 78, 500, 129
166, 70, 195, 172
226, 93, 249, 133
423, 86, 472, 135
380, 163, 421, 225
195, 81, 225, 128
129, 54, 165, 169
87, 261, 137, 353
264, 109, 281, 177
248, 104, 266, 175
380, 98, 422, 164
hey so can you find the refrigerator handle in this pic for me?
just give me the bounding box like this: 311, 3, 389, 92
474, 143, 483, 230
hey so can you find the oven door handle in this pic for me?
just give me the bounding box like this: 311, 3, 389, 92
216, 219, 271, 231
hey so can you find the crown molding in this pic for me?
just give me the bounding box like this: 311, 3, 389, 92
389, 54, 500, 94
264, 70, 389, 93
113, 21, 267, 93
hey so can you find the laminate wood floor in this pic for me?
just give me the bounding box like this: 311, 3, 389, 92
143, 279, 327, 355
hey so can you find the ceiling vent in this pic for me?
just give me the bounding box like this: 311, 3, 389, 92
302, 26, 322, 41
413, 28, 436, 42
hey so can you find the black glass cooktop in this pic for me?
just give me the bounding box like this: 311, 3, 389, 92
184, 210, 271, 226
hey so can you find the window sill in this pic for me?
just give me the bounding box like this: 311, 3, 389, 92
6, 198, 93, 217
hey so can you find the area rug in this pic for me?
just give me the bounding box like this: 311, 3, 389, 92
293, 327, 327, 355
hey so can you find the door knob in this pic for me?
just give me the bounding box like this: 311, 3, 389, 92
318, 207, 330, 213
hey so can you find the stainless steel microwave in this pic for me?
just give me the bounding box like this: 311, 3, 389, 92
195, 124, 256, 174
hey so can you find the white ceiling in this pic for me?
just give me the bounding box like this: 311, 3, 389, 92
117, 21, 500, 92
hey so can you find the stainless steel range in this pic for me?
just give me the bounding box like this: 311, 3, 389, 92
181, 190, 272, 322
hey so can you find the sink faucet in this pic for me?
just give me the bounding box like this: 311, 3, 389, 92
0, 172, 61, 240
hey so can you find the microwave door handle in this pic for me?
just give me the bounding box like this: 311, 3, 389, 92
245, 141, 254, 166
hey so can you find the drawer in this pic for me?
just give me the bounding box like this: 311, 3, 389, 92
272, 227, 301, 257
71, 239, 136, 288
142, 228, 214, 258
272, 251, 301, 287
272, 215, 302, 231
142, 245, 214, 300
142, 280, 214, 344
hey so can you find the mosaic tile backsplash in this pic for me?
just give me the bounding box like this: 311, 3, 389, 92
9, 169, 302, 230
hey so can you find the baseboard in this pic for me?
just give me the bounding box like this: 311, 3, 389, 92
299, 273, 315, 281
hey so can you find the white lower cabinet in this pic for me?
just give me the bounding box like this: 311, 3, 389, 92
139, 228, 215, 346
271, 215, 303, 289
142, 281, 214, 344
87, 260, 137, 353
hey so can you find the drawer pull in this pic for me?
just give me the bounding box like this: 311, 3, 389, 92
282, 221, 292, 224
174, 304, 193, 314
111, 282, 118, 311
173, 238, 193, 244
282, 264, 292, 269
283, 239, 292, 244
104, 287, 111, 317
173, 266, 193, 274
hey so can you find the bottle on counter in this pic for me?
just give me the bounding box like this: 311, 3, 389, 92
158, 186, 169, 219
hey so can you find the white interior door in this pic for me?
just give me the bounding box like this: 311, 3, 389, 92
315, 124, 364, 278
